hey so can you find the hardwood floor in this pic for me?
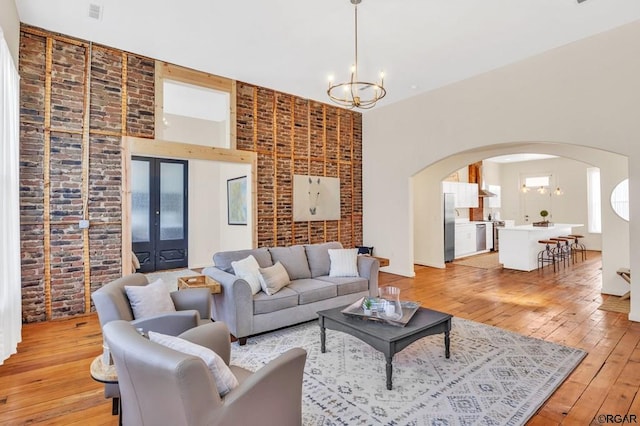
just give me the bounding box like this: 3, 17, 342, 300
1, 251, 638, 425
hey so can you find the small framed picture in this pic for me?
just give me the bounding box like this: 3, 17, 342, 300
227, 176, 247, 225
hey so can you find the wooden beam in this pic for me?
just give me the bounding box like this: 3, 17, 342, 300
43, 37, 53, 320
121, 53, 131, 277
290, 97, 295, 243
272, 92, 278, 246
158, 62, 233, 93
127, 136, 256, 164
81, 43, 92, 313
230, 80, 237, 149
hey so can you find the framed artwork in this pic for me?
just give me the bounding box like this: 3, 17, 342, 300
227, 176, 247, 225
293, 175, 340, 222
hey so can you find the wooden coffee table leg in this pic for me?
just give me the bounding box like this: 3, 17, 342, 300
386, 356, 393, 390
445, 330, 450, 359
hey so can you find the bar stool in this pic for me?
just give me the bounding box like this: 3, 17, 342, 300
538, 240, 557, 271
550, 237, 571, 268
569, 234, 587, 261
561, 236, 578, 263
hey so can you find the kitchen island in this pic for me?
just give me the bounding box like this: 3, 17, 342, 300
498, 223, 584, 271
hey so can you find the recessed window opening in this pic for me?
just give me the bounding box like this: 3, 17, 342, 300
161, 79, 231, 148
587, 167, 601, 233
524, 176, 550, 188
611, 179, 629, 221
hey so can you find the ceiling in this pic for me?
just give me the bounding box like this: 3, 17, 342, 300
14, 0, 640, 110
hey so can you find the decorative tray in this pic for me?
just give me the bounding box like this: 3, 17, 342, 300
341, 297, 420, 327
532, 221, 554, 227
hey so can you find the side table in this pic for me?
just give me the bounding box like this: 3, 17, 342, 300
90, 355, 121, 425
177, 275, 222, 294
373, 256, 390, 268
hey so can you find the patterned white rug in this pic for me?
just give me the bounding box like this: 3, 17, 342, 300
231, 317, 586, 425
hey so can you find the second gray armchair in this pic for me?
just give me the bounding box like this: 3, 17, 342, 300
104, 320, 307, 426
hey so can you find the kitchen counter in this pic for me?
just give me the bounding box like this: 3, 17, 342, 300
498, 223, 584, 271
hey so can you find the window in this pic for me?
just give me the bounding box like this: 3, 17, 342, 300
587, 167, 601, 233
524, 176, 550, 188
610, 179, 629, 221
161, 79, 230, 148
155, 62, 235, 149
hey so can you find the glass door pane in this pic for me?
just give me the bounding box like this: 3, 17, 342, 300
160, 162, 185, 240
131, 160, 150, 242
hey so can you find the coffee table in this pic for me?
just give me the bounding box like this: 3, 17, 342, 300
317, 305, 452, 390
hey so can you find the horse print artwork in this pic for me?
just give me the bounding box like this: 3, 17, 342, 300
308, 177, 321, 215
293, 175, 340, 222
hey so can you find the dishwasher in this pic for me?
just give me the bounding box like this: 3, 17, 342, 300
476, 223, 487, 251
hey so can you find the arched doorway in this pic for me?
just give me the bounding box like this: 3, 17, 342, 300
411, 142, 628, 297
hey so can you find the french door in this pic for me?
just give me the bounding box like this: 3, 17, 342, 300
132, 157, 188, 272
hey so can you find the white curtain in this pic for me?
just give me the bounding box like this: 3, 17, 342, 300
0, 28, 22, 364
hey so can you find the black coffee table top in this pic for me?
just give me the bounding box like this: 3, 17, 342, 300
317, 304, 452, 343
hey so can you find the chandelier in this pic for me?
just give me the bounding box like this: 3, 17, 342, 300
327, 0, 386, 110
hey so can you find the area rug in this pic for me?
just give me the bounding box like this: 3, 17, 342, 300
598, 296, 630, 314
453, 252, 502, 270
231, 318, 586, 425
144, 268, 199, 292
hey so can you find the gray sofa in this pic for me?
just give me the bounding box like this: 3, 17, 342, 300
202, 242, 379, 344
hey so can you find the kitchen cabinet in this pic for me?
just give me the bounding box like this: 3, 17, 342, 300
454, 223, 476, 257
442, 182, 479, 208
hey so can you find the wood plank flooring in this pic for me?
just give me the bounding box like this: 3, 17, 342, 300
1, 251, 639, 425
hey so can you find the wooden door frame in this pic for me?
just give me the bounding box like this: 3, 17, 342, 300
121, 136, 257, 276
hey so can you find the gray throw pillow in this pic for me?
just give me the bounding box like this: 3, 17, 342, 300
305, 242, 343, 277
269, 245, 311, 280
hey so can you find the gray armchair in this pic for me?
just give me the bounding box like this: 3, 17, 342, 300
103, 320, 307, 426
91, 273, 212, 410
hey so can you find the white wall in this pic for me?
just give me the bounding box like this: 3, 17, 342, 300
367, 21, 639, 320
0, 0, 19, 64
161, 113, 227, 148
188, 160, 252, 268
188, 160, 221, 268
218, 163, 252, 252
499, 157, 602, 250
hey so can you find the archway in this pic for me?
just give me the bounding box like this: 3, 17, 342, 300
411, 142, 628, 297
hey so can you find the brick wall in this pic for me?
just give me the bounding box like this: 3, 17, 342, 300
19, 27, 154, 321
18, 25, 363, 322
236, 83, 363, 248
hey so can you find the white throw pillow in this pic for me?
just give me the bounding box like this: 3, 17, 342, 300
231, 255, 262, 295
328, 248, 359, 277
148, 331, 239, 397
258, 261, 290, 295
124, 279, 176, 319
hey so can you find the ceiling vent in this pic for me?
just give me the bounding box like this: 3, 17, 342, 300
88, 3, 103, 20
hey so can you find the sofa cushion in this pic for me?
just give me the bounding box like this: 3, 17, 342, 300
214, 248, 273, 274
316, 276, 369, 296
269, 245, 311, 280
287, 279, 337, 305
304, 242, 343, 277
253, 287, 299, 314
258, 261, 291, 296
328, 248, 359, 277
